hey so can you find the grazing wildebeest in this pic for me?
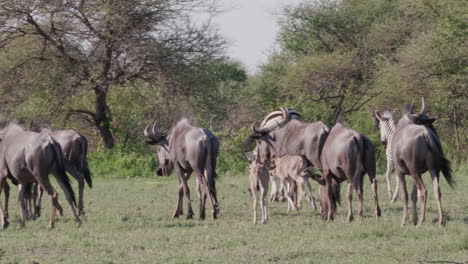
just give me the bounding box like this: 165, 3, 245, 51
391, 98, 454, 226
270, 155, 317, 212
245, 151, 270, 224
0, 120, 80, 229
372, 110, 400, 202
257, 108, 302, 202
30, 121, 92, 216
246, 108, 329, 183
144, 118, 219, 220
319, 122, 381, 222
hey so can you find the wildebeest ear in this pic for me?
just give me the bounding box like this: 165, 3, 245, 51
145, 139, 158, 145
419, 118, 437, 125
245, 152, 256, 161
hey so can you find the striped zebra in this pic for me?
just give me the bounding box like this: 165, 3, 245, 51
374, 109, 400, 202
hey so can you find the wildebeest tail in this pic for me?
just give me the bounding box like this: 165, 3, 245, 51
80, 137, 93, 188
331, 178, 341, 206
51, 142, 77, 206
425, 133, 455, 188
204, 137, 218, 201
351, 137, 365, 189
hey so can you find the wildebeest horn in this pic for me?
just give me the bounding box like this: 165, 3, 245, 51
418, 97, 427, 116
251, 121, 266, 134
144, 119, 167, 143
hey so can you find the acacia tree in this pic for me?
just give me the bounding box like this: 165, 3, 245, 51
0, 0, 225, 148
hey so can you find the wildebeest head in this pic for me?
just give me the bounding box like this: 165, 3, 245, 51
144, 119, 172, 176
144, 119, 168, 145
246, 107, 292, 165
400, 98, 437, 129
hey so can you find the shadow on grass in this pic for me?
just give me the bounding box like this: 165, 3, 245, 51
163, 222, 199, 228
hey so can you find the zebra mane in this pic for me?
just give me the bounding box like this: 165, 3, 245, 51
379, 110, 395, 119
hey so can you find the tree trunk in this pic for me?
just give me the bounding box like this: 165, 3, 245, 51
95, 87, 115, 148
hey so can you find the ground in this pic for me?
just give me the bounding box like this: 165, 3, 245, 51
0, 170, 467, 264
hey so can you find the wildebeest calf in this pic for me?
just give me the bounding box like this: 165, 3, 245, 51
271, 155, 317, 212
246, 152, 270, 224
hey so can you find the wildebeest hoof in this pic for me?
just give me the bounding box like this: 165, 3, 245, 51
186, 214, 193, 220
2, 221, 9, 229
76, 220, 82, 228
347, 215, 354, 223
48, 222, 55, 229
17, 223, 25, 229
172, 210, 180, 219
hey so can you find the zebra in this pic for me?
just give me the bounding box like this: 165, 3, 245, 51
374, 109, 400, 202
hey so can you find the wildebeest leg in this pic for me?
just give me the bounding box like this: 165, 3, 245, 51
175, 165, 193, 219
197, 175, 206, 220
410, 183, 418, 225
36, 178, 63, 229
284, 179, 297, 212
51, 168, 81, 227
250, 173, 258, 224
269, 175, 279, 202
295, 179, 304, 209
259, 170, 269, 224
397, 172, 408, 226
429, 170, 444, 226
368, 175, 381, 218
346, 183, 353, 222
356, 182, 364, 221
65, 163, 86, 216
4, 181, 9, 220
0, 178, 9, 229
35, 184, 44, 218
302, 177, 317, 211
411, 173, 427, 226
172, 178, 183, 218
18, 184, 26, 229
324, 173, 334, 222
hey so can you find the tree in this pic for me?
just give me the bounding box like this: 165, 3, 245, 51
0, 0, 225, 148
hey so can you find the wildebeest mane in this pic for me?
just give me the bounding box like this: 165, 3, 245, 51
0, 119, 26, 130
30, 120, 54, 132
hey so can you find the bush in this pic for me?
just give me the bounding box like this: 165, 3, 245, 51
88, 144, 156, 178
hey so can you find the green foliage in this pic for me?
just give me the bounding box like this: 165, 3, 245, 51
88, 144, 156, 178
216, 127, 251, 174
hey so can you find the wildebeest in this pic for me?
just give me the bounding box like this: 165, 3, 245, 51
0, 120, 81, 229
246, 108, 329, 182
144, 118, 219, 220
270, 155, 317, 212
391, 98, 454, 226
257, 108, 302, 202
245, 151, 270, 224
30, 121, 92, 216
319, 122, 381, 222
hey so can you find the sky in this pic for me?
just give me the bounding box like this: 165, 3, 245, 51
212, 0, 304, 74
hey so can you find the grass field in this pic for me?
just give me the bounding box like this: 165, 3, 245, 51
0, 169, 467, 264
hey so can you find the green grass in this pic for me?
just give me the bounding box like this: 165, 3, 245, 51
0, 170, 467, 264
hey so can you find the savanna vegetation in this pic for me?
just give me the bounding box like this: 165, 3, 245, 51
1, 170, 467, 264
0, 0, 467, 262
0, 0, 466, 173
